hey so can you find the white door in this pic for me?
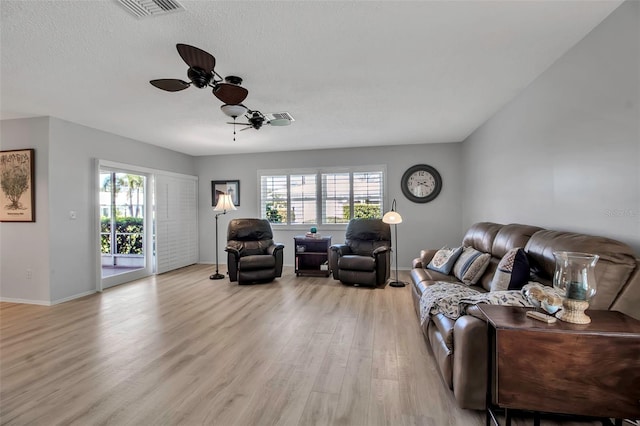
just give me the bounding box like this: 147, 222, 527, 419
98, 166, 153, 289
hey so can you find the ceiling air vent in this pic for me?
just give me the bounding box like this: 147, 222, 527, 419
267, 112, 295, 122
116, 0, 185, 18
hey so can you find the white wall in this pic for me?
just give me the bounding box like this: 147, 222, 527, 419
195, 142, 463, 270
0, 117, 196, 304
462, 0, 640, 253
0, 117, 51, 304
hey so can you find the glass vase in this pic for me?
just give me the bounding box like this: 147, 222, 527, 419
553, 251, 599, 324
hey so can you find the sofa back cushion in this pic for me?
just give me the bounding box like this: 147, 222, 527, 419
462, 223, 542, 291
492, 224, 543, 258
227, 218, 276, 256
345, 218, 391, 256
525, 229, 638, 310
461, 222, 502, 254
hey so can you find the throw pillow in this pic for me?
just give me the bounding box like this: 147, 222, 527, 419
426, 246, 463, 275
490, 247, 530, 292
452, 246, 491, 285
490, 247, 529, 291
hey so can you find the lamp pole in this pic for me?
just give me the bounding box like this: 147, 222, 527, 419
210, 194, 237, 280
382, 199, 406, 287
209, 210, 227, 280
389, 221, 404, 287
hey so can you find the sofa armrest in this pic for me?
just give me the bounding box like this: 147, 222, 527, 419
329, 244, 350, 280
225, 246, 241, 259
420, 249, 438, 267
452, 313, 488, 410
267, 243, 285, 256
372, 246, 390, 256
330, 244, 350, 255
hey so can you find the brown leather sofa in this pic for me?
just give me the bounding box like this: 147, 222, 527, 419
225, 218, 285, 284
410, 222, 640, 410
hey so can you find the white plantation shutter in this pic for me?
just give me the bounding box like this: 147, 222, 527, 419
353, 171, 383, 218
155, 174, 198, 274
290, 174, 317, 224
259, 166, 385, 226
261, 175, 288, 224
322, 173, 350, 224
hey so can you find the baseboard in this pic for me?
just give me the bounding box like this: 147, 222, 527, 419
0, 297, 51, 306
1, 290, 98, 306
51, 290, 96, 305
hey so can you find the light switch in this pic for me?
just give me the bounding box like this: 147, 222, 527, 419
69, 210, 77, 220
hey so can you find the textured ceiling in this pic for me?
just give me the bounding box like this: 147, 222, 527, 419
0, 0, 622, 156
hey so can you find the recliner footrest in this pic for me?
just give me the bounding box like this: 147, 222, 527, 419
239, 254, 276, 271
338, 255, 375, 272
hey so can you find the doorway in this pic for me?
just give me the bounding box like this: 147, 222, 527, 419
99, 165, 153, 289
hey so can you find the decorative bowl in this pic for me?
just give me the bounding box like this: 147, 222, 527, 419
541, 299, 561, 315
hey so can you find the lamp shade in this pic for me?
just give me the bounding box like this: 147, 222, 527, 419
214, 194, 237, 212
382, 210, 402, 224
382, 199, 402, 224
220, 104, 248, 118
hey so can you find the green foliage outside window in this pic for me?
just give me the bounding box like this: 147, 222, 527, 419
101, 217, 143, 254
343, 203, 381, 220
265, 203, 283, 223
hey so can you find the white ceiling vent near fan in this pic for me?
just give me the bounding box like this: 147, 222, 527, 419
116, 0, 185, 18
266, 112, 295, 126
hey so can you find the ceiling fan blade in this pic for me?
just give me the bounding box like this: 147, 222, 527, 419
226, 122, 251, 125
150, 79, 191, 92
239, 126, 254, 132
213, 83, 249, 105
176, 44, 216, 73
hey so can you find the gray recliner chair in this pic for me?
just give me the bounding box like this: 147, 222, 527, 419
225, 218, 285, 284
329, 218, 391, 287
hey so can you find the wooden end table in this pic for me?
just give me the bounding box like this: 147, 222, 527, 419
294, 235, 331, 277
478, 304, 640, 426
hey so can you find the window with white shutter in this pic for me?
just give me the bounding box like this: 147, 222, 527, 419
259, 166, 385, 226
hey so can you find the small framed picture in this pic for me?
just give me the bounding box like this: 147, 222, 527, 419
211, 180, 240, 207
0, 149, 35, 222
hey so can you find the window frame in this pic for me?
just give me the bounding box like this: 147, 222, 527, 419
257, 165, 387, 230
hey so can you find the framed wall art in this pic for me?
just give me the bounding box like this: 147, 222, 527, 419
0, 149, 35, 222
211, 180, 240, 207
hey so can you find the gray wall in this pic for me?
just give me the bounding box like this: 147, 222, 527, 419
462, 0, 640, 253
1, 117, 196, 304
195, 143, 464, 270
3, 0, 638, 304
0, 117, 51, 303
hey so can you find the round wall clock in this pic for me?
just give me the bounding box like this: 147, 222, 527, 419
401, 164, 442, 203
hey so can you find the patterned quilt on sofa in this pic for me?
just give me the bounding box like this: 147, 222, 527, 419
419, 281, 541, 327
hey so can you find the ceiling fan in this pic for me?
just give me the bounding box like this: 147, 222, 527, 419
221, 105, 295, 140
150, 44, 248, 105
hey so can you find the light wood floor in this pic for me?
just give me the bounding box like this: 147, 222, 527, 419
0, 265, 603, 426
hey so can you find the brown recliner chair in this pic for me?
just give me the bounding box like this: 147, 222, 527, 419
225, 218, 285, 284
329, 218, 391, 287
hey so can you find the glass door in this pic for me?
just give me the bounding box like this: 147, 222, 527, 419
99, 168, 152, 289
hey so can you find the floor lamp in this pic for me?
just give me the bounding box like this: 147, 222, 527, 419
210, 194, 237, 280
382, 199, 406, 287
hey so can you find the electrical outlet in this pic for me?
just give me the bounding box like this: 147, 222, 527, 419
26, 269, 32, 279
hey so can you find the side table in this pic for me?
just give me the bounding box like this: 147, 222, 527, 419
294, 235, 331, 277
478, 304, 640, 426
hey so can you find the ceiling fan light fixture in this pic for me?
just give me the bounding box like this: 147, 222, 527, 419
221, 104, 248, 118
224, 75, 243, 85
